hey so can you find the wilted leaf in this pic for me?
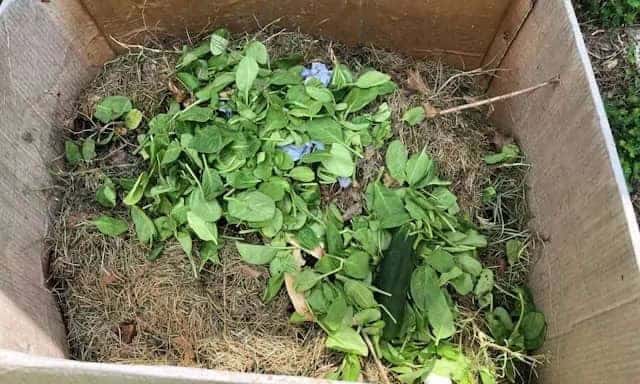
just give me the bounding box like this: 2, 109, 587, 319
94, 96, 132, 123
125, 109, 143, 130
402, 106, 425, 126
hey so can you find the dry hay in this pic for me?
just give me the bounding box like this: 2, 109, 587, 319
49, 27, 526, 380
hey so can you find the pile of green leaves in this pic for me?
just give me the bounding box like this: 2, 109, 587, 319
576, 0, 640, 26
66, 30, 545, 383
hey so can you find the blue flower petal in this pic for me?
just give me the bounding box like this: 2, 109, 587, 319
338, 177, 352, 188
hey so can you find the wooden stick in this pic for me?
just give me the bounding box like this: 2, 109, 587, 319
426, 77, 559, 118
363, 333, 391, 384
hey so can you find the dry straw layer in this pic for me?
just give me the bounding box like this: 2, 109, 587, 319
49, 28, 536, 381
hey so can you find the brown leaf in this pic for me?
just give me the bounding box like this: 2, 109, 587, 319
423, 102, 440, 118
237, 264, 264, 279
406, 69, 430, 95
284, 248, 313, 321
114, 321, 137, 344
173, 336, 196, 365
101, 268, 119, 286
168, 80, 186, 103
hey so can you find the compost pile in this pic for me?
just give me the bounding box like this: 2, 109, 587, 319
50, 28, 546, 383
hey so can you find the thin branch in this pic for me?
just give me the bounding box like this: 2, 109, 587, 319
363, 333, 391, 384
427, 77, 560, 118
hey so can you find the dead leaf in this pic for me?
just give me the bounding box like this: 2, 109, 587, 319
173, 336, 196, 365
423, 102, 440, 118
237, 264, 264, 279
114, 125, 127, 136
604, 58, 619, 70
114, 321, 137, 344
101, 268, 119, 286
107, 148, 129, 166
284, 248, 313, 321
406, 69, 430, 95
168, 80, 186, 103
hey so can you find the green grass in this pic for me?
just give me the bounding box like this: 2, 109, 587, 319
576, 0, 640, 27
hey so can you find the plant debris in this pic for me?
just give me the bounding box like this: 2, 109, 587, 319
50, 27, 545, 383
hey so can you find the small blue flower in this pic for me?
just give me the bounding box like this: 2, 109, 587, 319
280, 141, 327, 162
301, 62, 332, 87
337, 177, 352, 189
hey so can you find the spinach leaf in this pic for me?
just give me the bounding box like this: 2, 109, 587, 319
81, 138, 96, 161
385, 140, 408, 183
130, 206, 156, 244
236, 242, 278, 265
321, 144, 354, 177
410, 265, 455, 342
65, 141, 82, 165
245, 40, 269, 65
305, 117, 344, 144
96, 183, 117, 208
94, 96, 132, 123
125, 109, 143, 130
325, 327, 368, 356
402, 106, 425, 126
368, 181, 410, 229
227, 191, 276, 222
210, 33, 229, 56
187, 211, 218, 242
92, 216, 128, 237
236, 56, 259, 103
355, 70, 391, 88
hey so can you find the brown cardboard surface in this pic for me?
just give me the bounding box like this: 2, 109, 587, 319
488, 0, 640, 382
79, 0, 511, 69
0, 0, 113, 357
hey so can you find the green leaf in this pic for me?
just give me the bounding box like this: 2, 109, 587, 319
245, 40, 268, 65
125, 109, 143, 130
259, 179, 287, 201
305, 84, 334, 104
289, 166, 315, 182
410, 265, 455, 342
91, 215, 128, 237
147, 243, 165, 261
321, 144, 354, 177
522, 311, 546, 350
325, 327, 368, 356
177, 42, 209, 68
339, 354, 362, 382
484, 144, 521, 165
188, 188, 222, 222
479, 368, 497, 384
263, 273, 285, 302
343, 279, 377, 309
322, 294, 349, 332
236, 242, 278, 265
178, 106, 213, 122
130, 206, 156, 244
187, 211, 218, 242
385, 140, 408, 183
355, 70, 391, 88
305, 117, 344, 144
343, 87, 379, 113
326, 220, 343, 255
405, 150, 433, 186
65, 141, 82, 165
402, 106, 425, 126
176, 231, 192, 257
297, 226, 320, 249
343, 250, 370, 279
450, 273, 474, 295
81, 138, 96, 161
96, 183, 117, 208
295, 269, 323, 292
176, 72, 200, 91
227, 191, 276, 222
94, 96, 132, 123
331, 63, 354, 89
456, 253, 483, 276
474, 268, 494, 297
202, 167, 224, 199
210, 33, 229, 56
161, 141, 182, 165
353, 308, 381, 325
368, 181, 410, 229
506, 239, 524, 265
153, 216, 176, 241
123, 172, 149, 206
236, 56, 259, 103
188, 127, 222, 153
